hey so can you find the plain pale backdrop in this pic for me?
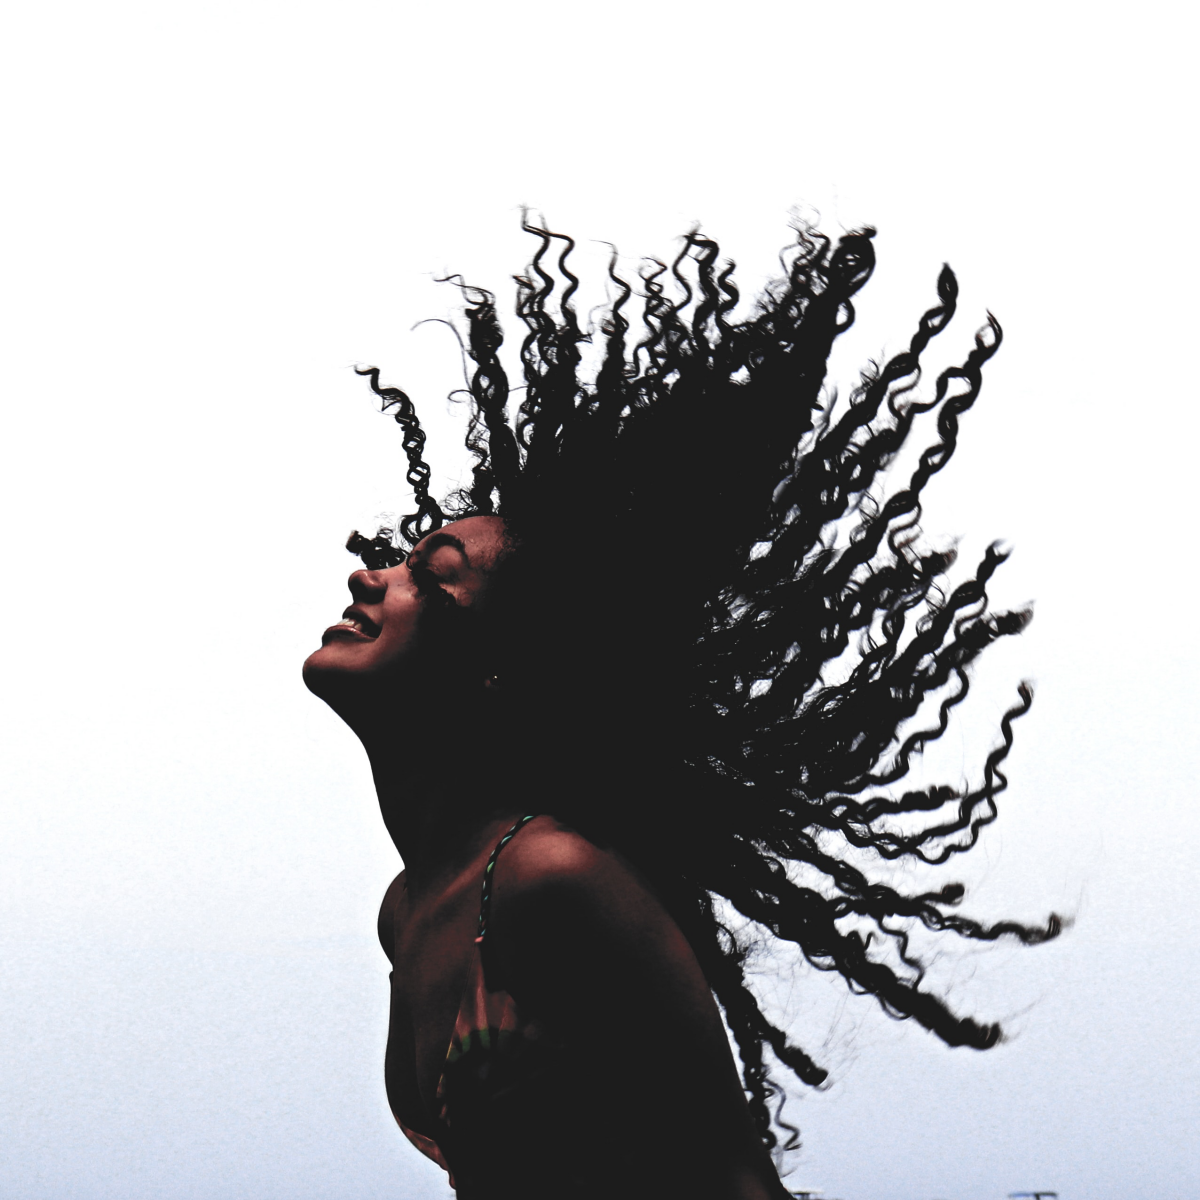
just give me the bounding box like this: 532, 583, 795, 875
2, 1, 1198, 1198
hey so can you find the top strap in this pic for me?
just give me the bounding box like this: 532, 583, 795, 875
475, 814, 539, 945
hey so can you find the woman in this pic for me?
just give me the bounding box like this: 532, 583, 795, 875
303, 220, 1061, 1198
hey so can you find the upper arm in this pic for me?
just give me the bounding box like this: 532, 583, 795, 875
496, 840, 710, 1008
487, 828, 772, 1171
492, 833, 712, 1023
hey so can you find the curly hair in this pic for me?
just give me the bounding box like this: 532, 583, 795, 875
346, 216, 1062, 1150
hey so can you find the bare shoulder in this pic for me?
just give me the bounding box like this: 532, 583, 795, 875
487, 819, 733, 1084
494, 817, 651, 909
490, 817, 689, 967
377, 870, 406, 961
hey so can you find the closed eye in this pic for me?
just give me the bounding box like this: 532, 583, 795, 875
408, 557, 455, 603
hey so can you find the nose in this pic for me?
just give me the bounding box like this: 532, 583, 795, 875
348, 569, 387, 603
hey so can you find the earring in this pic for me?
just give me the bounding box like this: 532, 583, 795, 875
483, 675, 501, 691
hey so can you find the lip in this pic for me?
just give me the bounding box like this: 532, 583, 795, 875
320, 605, 382, 645
321, 623, 378, 644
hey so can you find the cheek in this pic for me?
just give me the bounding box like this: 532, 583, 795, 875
354, 597, 434, 677
379, 596, 424, 649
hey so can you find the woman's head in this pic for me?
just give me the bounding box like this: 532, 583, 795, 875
303, 515, 512, 724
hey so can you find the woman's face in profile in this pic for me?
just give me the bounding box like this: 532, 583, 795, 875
303, 515, 508, 704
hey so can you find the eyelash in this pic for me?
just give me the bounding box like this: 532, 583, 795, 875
407, 557, 454, 604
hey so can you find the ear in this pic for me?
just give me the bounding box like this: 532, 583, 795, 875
483, 674, 502, 692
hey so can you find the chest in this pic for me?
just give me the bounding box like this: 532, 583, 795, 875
384, 880, 482, 1124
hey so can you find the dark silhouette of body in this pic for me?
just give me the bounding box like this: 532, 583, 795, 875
303, 220, 1061, 1198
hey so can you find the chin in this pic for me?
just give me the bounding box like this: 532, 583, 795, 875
302, 646, 405, 718
302, 647, 351, 702
302, 653, 328, 698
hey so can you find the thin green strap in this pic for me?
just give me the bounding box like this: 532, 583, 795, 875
475, 814, 539, 945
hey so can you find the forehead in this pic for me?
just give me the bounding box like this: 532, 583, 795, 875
416, 515, 508, 570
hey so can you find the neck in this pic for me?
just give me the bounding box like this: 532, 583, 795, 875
353, 700, 522, 897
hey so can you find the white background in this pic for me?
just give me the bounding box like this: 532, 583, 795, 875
2, 2, 1197, 1198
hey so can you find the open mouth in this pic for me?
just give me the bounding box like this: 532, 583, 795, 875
323, 607, 382, 642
